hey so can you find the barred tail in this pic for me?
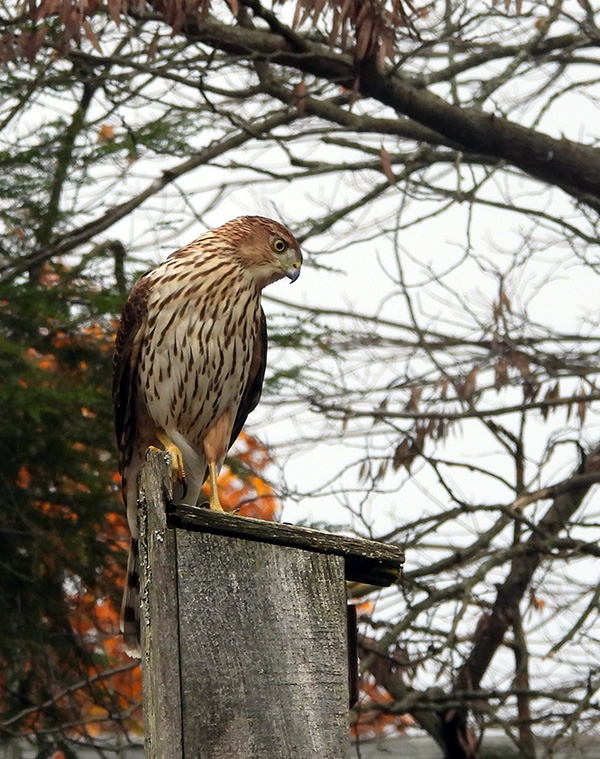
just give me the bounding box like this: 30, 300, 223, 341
120, 537, 141, 658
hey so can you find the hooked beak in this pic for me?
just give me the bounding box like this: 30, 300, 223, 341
286, 262, 301, 283
279, 246, 302, 283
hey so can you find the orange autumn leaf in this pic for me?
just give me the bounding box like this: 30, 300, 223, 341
354, 599, 374, 617
35, 500, 78, 521
16, 465, 31, 488
351, 677, 414, 738
97, 124, 115, 142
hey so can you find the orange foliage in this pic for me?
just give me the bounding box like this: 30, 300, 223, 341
351, 676, 414, 739
97, 124, 116, 142
22, 433, 279, 738
26, 345, 57, 372
201, 432, 281, 520
354, 599, 374, 617
350, 596, 414, 739
16, 464, 31, 488
60, 589, 143, 736
36, 500, 78, 522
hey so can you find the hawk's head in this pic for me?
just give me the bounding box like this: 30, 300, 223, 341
216, 216, 302, 287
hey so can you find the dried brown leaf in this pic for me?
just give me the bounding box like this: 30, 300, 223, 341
59, 0, 73, 26
355, 18, 373, 61
379, 146, 396, 185
64, 8, 82, 46
356, 0, 371, 27
291, 0, 303, 29
313, 0, 328, 23
18, 26, 48, 63
566, 401, 573, 422
329, 8, 343, 47
494, 359, 508, 390
146, 30, 160, 59
508, 350, 530, 378
82, 18, 101, 52
196, 0, 212, 21
493, 289, 511, 319
434, 419, 446, 440
415, 426, 427, 450
107, 0, 122, 25
577, 400, 587, 425
98, 124, 115, 142
292, 80, 307, 115
405, 386, 422, 412
330, 0, 351, 47
457, 367, 479, 401
34, 0, 60, 20
523, 379, 539, 404
392, 439, 415, 473
169, 0, 185, 34
0, 33, 17, 63
224, 0, 240, 17
529, 589, 546, 611
541, 381, 559, 420
377, 33, 393, 67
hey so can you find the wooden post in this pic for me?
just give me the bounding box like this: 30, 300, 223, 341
138, 451, 403, 759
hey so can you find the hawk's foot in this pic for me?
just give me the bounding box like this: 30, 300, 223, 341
151, 431, 186, 483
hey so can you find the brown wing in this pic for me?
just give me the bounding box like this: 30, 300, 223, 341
112, 275, 151, 474
229, 307, 267, 449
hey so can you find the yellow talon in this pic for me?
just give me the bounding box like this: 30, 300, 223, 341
151, 430, 186, 483
208, 461, 225, 512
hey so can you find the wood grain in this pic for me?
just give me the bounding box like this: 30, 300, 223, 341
176, 531, 349, 758
139, 453, 183, 759
169, 502, 404, 586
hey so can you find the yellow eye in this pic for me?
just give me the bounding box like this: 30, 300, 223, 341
272, 238, 287, 254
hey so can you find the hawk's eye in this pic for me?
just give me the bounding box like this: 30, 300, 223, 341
272, 238, 287, 254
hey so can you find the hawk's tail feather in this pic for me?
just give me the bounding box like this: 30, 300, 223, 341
120, 538, 141, 659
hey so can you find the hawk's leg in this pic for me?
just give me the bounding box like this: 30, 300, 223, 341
150, 429, 186, 483
203, 411, 233, 512
207, 460, 225, 512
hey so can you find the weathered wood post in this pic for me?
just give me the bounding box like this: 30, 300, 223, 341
138, 451, 403, 759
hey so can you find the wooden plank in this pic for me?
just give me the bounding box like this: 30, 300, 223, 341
169, 503, 404, 587
175, 530, 350, 759
139, 453, 183, 759
138, 451, 401, 759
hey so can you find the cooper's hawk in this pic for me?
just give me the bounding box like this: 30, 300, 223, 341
112, 216, 302, 656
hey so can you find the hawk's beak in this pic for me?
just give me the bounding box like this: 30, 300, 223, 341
285, 260, 301, 283
279, 246, 302, 283
286, 265, 301, 283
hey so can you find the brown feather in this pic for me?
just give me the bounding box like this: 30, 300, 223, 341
229, 307, 267, 447
112, 275, 151, 474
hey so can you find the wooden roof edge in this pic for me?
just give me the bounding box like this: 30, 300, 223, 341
168, 502, 404, 587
